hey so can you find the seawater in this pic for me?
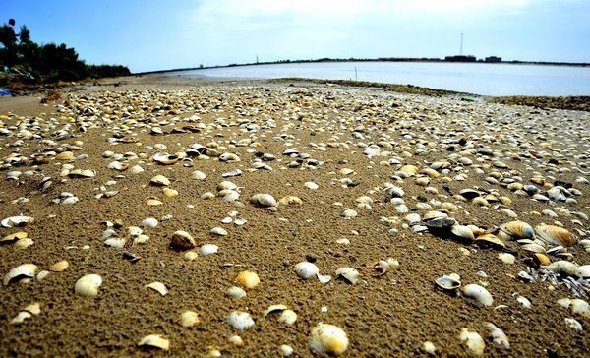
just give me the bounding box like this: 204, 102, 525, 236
174, 61, 590, 96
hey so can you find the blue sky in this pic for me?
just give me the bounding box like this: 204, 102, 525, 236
4, 0, 590, 73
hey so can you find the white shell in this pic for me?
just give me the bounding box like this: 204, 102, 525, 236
461, 284, 493, 307
200, 244, 219, 256
1, 215, 34, 228
227, 311, 255, 330
191, 170, 206, 180
142, 217, 158, 228
104, 238, 126, 248
75, 274, 103, 297
227, 286, 247, 299
304, 181, 319, 190
210, 227, 228, 236
544, 261, 581, 277
250, 193, 277, 208
150, 175, 170, 186
459, 328, 485, 356
486, 323, 510, 349
138, 334, 170, 350
335, 267, 360, 284
4, 264, 37, 286
295, 262, 320, 279
342, 209, 358, 219
309, 323, 349, 356
146, 281, 168, 296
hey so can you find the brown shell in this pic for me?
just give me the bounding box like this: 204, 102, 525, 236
535, 224, 577, 247
500, 221, 535, 240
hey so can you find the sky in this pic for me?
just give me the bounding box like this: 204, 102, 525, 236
4, 0, 590, 73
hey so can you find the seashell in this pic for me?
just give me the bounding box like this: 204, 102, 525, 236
415, 177, 430, 186
461, 284, 493, 307
422, 341, 437, 354
227, 311, 255, 330
221, 190, 240, 202
355, 196, 373, 206
399, 164, 419, 175
4, 264, 37, 285
107, 161, 128, 171
558, 298, 590, 318
25, 302, 41, 315
68, 169, 95, 178
578, 265, 590, 278
459, 328, 485, 356
146, 281, 168, 296
236, 270, 260, 289
498, 253, 515, 264
459, 189, 481, 200
279, 196, 303, 206
162, 187, 178, 198
515, 295, 532, 309
227, 286, 247, 299
152, 153, 178, 165
217, 181, 238, 191
420, 167, 440, 178
56, 151, 75, 160
104, 238, 126, 248
141, 217, 158, 228
449, 225, 474, 241
278, 310, 298, 326
250, 193, 277, 208
304, 181, 319, 190
1, 215, 34, 228
1, 231, 28, 242
228, 335, 244, 347
535, 224, 576, 247
335, 267, 360, 284
200, 244, 218, 256
435, 274, 461, 291
74, 274, 102, 297
191, 170, 206, 180
544, 261, 580, 277
564, 318, 583, 331
280, 344, 294, 356
210, 227, 228, 236
138, 334, 169, 351
50, 260, 69, 272
475, 234, 506, 250
342, 208, 358, 219
15, 238, 34, 249
219, 152, 241, 162
499, 220, 535, 240
170, 230, 196, 249
150, 175, 170, 186
180, 311, 200, 328
309, 323, 349, 356
422, 210, 447, 222
11, 311, 31, 325
295, 262, 320, 279
486, 323, 510, 349
130, 165, 145, 174
385, 185, 404, 198
472, 197, 489, 207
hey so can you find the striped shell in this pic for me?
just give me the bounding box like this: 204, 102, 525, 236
535, 224, 577, 247
499, 221, 535, 240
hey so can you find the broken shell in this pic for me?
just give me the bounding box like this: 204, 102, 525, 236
11, 311, 32, 325
25, 302, 41, 315
50, 260, 69, 272
295, 262, 320, 279
461, 284, 493, 307
435, 274, 461, 291
279, 196, 303, 206
278, 310, 298, 326
475, 234, 506, 250
219, 152, 241, 162
4, 264, 37, 285
535, 224, 577, 247
146, 281, 168, 296
309, 323, 349, 356
264, 304, 289, 317
335, 267, 360, 284
138, 334, 170, 351
180, 311, 201, 327
170, 230, 196, 249
227, 311, 255, 330
250, 193, 277, 208
236, 270, 260, 289
74, 274, 102, 297
1, 215, 34, 228
450, 225, 475, 241
200, 244, 218, 256
459, 328, 485, 356
1, 231, 28, 242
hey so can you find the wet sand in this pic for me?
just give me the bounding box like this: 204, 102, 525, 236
1, 75, 589, 356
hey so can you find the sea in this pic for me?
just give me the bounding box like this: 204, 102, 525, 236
174, 61, 590, 96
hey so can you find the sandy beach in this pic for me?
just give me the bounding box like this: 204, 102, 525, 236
1, 75, 589, 356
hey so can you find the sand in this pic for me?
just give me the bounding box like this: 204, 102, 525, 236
0, 75, 589, 356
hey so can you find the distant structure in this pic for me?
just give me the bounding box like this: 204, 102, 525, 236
444, 33, 477, 62
485, 56, 502, 63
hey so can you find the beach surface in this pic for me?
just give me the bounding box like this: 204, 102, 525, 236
1, 75, 589, 356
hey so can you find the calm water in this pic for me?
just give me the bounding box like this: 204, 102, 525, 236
176, 61, 590, 96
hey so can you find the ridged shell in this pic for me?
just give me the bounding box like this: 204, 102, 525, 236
535, 224, 577, 247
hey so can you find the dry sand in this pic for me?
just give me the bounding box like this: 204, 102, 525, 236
1, 75, 589, 356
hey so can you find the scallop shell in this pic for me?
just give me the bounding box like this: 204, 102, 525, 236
227, 311, 255, 330
499, 220, 535, 240
461, 284, 493, 307
250, 193, 277, 208
309, 323, 349, 356
74, 274, 102, 297
138, 334, 169, 350
295, 262, 320, 279
535, 224, 577, 247
3, 264, 37, 286
236, 270, 260, 289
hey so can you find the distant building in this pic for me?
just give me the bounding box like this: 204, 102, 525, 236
485, 56, 502, 63
444, 55, 477, 62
